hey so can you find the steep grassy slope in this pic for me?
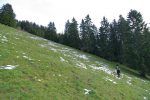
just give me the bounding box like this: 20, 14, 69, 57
0, 24, 150, 100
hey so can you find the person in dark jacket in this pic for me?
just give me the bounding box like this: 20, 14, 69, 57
116, 65, 121, 78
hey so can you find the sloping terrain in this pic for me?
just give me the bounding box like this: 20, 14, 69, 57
0, 24, 150, 100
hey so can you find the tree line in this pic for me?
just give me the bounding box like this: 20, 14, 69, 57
0, 3, 150, 77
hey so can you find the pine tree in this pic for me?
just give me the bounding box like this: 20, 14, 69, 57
68, 18, 80, 49
109, 19, 121, 61
64, 20, 70, 34
97, 17, 110, 58
45, 22, 57, 42
80, 19, 86, 48
127, 10, 145, 68
127, 10, 148, 76
91, 24, 98, 54
63, 20, 71, 45
63, 18, 80, 49
19, 20, 46, 37
117, 15, 131, 64
0, 3, 16, 27
80, 15, 97, 53
142, 27, 150, 75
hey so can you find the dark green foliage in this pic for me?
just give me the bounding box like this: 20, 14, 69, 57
96, 17, 110, 58
80, 15, 97, 53
0, 3, 16, 27
95, 11, 149, 76
63, 20, 71, 45
142, 28, 150, 75
45, 22, 57, 42
70, 18, 80, 49
57, 33, 65, 44
126, 10, 147, 75
19, 20, 46, 37
64, 18, 80, 49
109, 19, 121, 61
117, 15, 131, 64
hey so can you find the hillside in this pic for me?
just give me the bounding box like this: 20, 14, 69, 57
0, 24, 150, 100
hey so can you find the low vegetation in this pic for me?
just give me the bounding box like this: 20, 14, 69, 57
0, 24, 150, 100
1, 4, 150, 76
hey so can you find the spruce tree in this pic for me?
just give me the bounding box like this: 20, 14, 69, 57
127, 10, 148, 76
80, 15, 97, 53
117, 15, 131, 64
97, 17, 110, 58
142, 27, 150, 76
127, 10, 145, 68
64, 18, 80, 49
45, 22, 57, 42
80, 19, 86, 49
63, 20, 71, 45
68, 18, 80, 49
109, 19, 121, 61
0, 3, 16, 27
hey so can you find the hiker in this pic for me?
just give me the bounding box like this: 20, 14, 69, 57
116, 65, 121, 78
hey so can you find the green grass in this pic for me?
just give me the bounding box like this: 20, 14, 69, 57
0, 24, 150, 100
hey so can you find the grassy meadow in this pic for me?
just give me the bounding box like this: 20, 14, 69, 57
0, 24, 150, 100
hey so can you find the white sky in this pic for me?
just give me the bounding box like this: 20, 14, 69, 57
0, 0, 150, 33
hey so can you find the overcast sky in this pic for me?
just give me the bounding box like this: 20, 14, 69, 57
0, 0, 150, 33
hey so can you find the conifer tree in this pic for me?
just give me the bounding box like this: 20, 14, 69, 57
68, 18, 80, 49
0, 3, 16, 27
45, 22, 57, 42
64, 18, 80, 49
109, 19, 121, 61
97, 17, 110, 58
63, 20, 70, 45
142, 27, 150, 75
80, 15, 97, 53
117, 15, 131, 64
127, 10, 148, 76
127, 10, 145, 68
